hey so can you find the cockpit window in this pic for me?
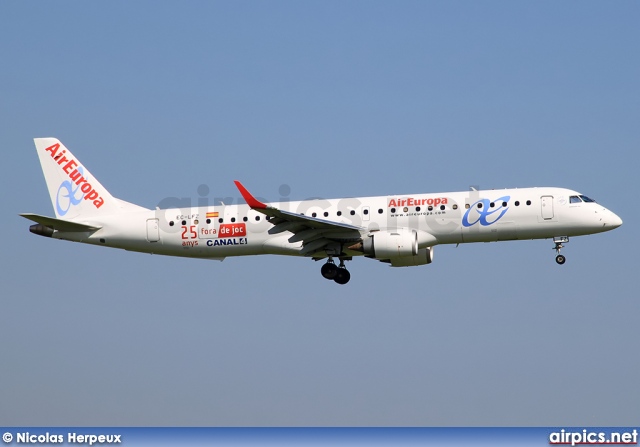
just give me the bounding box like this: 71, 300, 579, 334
580, 195, 596, 203
569, 196, 582, 204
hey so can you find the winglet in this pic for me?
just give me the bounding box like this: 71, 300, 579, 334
234, 181, 268, 209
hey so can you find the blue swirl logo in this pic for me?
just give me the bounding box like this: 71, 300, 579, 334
56, 166, 85, 216
462, 195, 510, 227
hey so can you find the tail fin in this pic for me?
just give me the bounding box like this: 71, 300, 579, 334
33, 138, 145, 219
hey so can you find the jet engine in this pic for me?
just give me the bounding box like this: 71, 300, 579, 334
388, 247, 434, 266
361, 229, 436, 266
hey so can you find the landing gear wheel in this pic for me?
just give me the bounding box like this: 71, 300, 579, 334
334, 268, 351, 285
321, 262, 338, 280
552, 236, 569, 266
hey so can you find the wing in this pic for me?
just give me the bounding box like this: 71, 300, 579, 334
234, 181, 364, 257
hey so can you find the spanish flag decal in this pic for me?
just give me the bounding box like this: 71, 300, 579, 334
206, 212, 219, 218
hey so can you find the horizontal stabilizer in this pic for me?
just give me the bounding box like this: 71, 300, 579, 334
20, 213, 101, 232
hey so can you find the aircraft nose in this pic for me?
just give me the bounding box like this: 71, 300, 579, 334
608, 211, 623, 229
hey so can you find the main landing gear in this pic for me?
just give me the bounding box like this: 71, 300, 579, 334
553, 236, 569, 265
321, 258, 351, 285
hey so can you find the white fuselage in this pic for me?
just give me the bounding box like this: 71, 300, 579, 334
25, 138, 624, 284
52, 187, 622, 260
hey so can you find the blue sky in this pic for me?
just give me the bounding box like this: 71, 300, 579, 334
1, 1, 638, 425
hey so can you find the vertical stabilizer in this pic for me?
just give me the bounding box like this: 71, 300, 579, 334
33, 138, 136, 219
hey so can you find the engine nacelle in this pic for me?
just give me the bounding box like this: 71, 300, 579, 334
362, 229, 436, 267
389, 246, 434, 267
363, 229, 418, 259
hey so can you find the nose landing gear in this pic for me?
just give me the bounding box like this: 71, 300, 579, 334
553, 236, 569, 265
321, 257, 351, 284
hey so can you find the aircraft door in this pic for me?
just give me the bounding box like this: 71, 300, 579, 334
541, 196, 554, 220
146, 218, 160, 242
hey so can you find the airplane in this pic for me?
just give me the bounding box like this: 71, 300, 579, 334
21, 138, 623, 285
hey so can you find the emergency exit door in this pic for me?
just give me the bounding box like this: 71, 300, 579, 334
146, 218, 160, 242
